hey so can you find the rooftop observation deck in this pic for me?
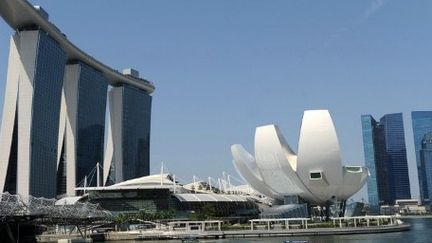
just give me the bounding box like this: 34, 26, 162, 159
0, 0, 155, 93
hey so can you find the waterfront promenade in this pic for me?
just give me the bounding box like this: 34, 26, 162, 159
40, 218, 430, 243
106, 224, 410, 241
37, 216, 410, 242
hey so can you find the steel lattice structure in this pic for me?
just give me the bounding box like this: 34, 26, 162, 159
0, 192, 111, 223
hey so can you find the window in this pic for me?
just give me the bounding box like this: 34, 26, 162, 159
309, 171, 322, 180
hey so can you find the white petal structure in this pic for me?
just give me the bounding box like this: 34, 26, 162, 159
231, 110, 368, 205
231, 145, 281, 199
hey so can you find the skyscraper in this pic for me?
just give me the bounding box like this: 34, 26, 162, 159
420, 133, 432, 203
412, 111, 432, 202
361, 113, 411, 207
0, 30, 67, 198
104, 82, 152, 185
361, 115, 380, 209
57, 63, 108, 196
0, 2, 155, 198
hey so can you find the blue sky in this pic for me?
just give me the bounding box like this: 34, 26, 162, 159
1, 0, 431, 201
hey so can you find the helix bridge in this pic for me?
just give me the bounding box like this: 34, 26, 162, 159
0, 192, 112, 242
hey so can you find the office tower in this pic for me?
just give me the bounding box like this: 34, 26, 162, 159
412, 111, 432, 202
420, 133, 432, 203
361, 115, 380, 209
361, 113, 411, 207
0, 2, 155, 198
104, 82, 152, 185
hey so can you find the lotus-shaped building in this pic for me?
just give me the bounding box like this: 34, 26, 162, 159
231, 110, 368, 206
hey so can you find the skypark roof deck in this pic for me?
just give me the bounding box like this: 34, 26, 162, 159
0, 0, 155, 93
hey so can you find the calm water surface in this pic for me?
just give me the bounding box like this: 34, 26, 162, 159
110, 218, 432, 243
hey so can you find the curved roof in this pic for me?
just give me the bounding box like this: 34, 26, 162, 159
174, 193, 248, 202
0, 0, 155, 93
110, 173, 175, 187
55, 196, 83, 205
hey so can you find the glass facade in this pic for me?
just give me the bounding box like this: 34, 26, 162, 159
56, 140, 66, 195
75, 63, 108, 187
121, 85, 152, 181
87, 188, 259, 218
30, 30, 67, 197
56, 62, 108, 195
420, 132, 432, 203
0, 12, 154, 198
88, 188, 170, 213
380, 113, 411, 201
361, 115, 379, 208
361, 113, 411, 206
411, 111, 432, 201
4, 112, 18, 194
374, 121, 392, 205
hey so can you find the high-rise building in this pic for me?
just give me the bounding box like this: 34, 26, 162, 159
104, 82, 152, 185
57, 63, 108, 196
361, 115, 380, 209
361, 113, 411, 207
0, 30, 67, 198
0, 1, 155, 198
420, 132, 432, 203
411, 111, 432, 202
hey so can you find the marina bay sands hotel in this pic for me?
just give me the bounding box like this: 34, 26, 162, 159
0, 1, 154, 198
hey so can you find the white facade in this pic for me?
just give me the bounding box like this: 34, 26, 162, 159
58, 65, 83, 196
0, 35, 21, 194
104, 87, 124, 184
231, 110, 368, 205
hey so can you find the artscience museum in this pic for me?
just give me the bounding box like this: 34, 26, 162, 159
231, 110, 368, 214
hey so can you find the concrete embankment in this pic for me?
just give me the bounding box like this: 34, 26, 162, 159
400, 215, 432, 219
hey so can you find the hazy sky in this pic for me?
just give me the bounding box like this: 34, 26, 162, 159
1, 0, 431, 201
